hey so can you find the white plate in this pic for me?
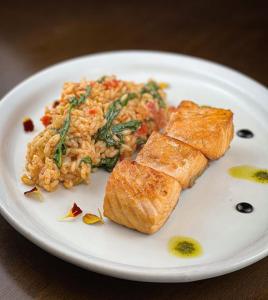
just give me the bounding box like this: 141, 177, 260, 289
0, 51, 267, 283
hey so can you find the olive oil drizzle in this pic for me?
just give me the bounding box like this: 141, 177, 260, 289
228, 165, 268, 184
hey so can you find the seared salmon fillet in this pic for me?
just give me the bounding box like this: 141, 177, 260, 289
164, 101, 234, 160
136, 132, 208, 189
103, 160, 181, 234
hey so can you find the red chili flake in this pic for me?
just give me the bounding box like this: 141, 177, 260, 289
53, 100, 60, 108
40, 115, 52, 127
103, 79, 120, 89
60, 202, 83, 220
90, 81, 96, 87
24, 186, 42, 200
23, 118, 34, 132
88, 108, 97, 115
136, 122, 148, 136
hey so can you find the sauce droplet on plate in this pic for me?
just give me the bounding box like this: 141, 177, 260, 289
236, 202, 254, 213
168, 236, 203, 258
236, 129, 254, 138
228, 165, 268, 184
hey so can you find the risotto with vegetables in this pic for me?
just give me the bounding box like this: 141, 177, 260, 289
21, 76, 169, 191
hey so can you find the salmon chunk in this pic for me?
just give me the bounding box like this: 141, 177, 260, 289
103, 160, 181, 234
164, 101, 234, 160
136, 132, 208, 189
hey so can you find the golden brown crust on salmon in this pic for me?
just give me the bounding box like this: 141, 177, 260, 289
103, 160, 181, 234
164, 101, 234, 160
136, 132, 208, 189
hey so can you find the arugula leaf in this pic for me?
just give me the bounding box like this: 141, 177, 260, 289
103, 94, 137, 125
98, 153, 120, 172
53, 86, 91, 168
54, 106, 72, 168
120, 93, 137, 107
97, 127, 118, 147
136, 137, 146, 146
78, 86, 91, 105
144, 81, 159, 91
141, 81, 166, 108
95, 93, 138, 147
69, 86, 91, 107
54, 142, 64, 168
105, 99, 122, 126
59, 107, 72, 137
80, 156, 92, 166
111, 120, 141, 134
96, 76, 106, 83
96, 120, 141, 148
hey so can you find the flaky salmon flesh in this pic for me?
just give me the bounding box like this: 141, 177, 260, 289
103, 100, 234, 234
164, 101, 234, 160
103, 160, 182, 234
136, 131, 208, 189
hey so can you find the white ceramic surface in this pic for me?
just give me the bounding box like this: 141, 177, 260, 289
0, 51, 267, 282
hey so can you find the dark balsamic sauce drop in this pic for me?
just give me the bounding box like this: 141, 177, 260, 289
236, 202, 254, 213
237, 129, 254, 138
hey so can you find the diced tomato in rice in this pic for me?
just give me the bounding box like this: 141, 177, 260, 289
136, 122, 148, 136
41, 115, 52, 127
103, 79, 120, 89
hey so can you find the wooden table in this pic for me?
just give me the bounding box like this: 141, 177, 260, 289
0, 1, 267, 299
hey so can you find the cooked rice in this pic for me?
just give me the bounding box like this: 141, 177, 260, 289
22, 76, 168, 191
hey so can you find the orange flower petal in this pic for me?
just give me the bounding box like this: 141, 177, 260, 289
60, 202, 82, 220
159, 82, 169, 89
83, 209, 104, 225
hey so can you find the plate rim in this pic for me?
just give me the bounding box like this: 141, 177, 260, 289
0, 50, 267, 282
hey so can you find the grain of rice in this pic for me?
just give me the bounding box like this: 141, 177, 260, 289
22, 76, 168, 191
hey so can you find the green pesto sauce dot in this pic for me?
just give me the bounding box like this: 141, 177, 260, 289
253, 171, 268, 182
168, 236, 203, 258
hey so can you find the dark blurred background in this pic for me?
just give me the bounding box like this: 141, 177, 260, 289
0, 1, 268, 299
0, 0, 267, 98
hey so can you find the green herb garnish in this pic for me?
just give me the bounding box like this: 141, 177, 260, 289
141, 80, 166, 108
98, 153, 120, 172
96, 76, 107, 83
53, 86, 91, 168
120, 92, 137, 106
111, 120, 141, 134
254, 171, 268, 182
80, 156, 92, 166
95, 93, 138, 147
69, 86, 91, 106
175, 241, 195, 255
53, 106, 72, 168
136, 137, 146, 146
